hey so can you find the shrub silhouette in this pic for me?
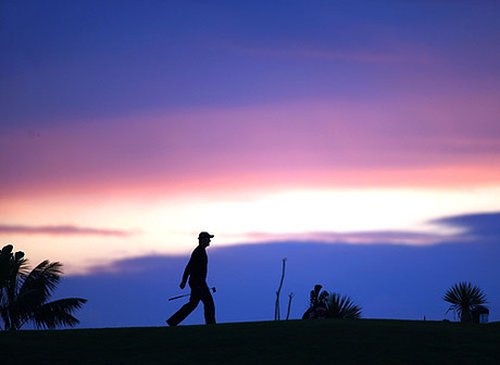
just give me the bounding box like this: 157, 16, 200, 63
303, 284, 362, 319
0, 244, 87, 331
444, 281, 487, 323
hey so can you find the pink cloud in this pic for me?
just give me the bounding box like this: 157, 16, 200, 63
242, 230, 466, 246
0, 224, 134, 237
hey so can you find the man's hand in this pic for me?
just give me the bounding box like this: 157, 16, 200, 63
180, 281, 186, 290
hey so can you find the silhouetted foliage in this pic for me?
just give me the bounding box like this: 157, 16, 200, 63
444, 282, 487, 323
0, 244, 87, 331
303, 284, 362, 319
326, 292, 362, 319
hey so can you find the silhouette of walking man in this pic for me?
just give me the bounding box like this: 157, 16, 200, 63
167, 231, 216, 326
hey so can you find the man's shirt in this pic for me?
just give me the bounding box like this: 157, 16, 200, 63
183, 245, 208, 284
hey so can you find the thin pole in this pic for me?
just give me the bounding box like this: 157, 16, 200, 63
286, 292, 294, 320
274, 258, 287, 320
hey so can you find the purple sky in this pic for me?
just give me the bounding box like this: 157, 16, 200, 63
1, 1, 500, 327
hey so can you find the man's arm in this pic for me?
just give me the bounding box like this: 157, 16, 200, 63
180, 259, 191, 289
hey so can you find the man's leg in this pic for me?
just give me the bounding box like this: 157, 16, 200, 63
167, 290, 201, 326
200, 284, 216, 324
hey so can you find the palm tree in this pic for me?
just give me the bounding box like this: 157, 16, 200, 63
443, 282, 487, 323
0, 244, 87, 331
326, 292, 362, 319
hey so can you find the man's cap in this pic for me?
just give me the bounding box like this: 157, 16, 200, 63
198, 231, 214, 239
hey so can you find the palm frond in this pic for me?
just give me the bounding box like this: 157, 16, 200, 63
19, 261, 63, 305
327, 292, 362, 319
32, 298, 87, 330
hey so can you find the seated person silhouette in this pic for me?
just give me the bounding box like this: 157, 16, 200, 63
302, 284, 328, 319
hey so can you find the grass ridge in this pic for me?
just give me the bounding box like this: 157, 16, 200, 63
1, 319, 499, 364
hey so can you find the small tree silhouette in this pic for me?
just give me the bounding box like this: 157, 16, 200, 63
0, 244, 87, 331
444, 282, 487, 323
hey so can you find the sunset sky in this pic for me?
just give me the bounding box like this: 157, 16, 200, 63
1, 1, 500, 325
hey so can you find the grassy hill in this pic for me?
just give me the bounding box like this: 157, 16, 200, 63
1, 319, 499, 365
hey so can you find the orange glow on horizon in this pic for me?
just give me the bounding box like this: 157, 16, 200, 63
2, 183, 500, 274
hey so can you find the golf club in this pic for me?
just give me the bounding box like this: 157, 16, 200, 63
168, 287, 216, 301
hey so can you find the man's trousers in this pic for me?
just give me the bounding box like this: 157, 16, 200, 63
167, 281, 216, 326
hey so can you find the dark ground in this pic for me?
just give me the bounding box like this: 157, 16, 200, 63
1, 319, 499, 365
